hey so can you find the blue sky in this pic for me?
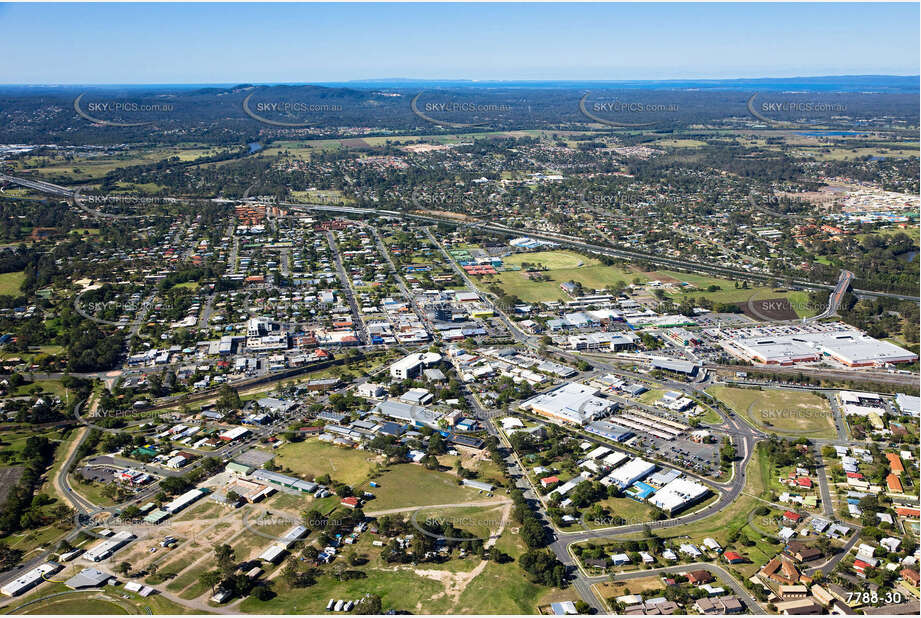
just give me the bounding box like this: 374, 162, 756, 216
1, 3, 918, 83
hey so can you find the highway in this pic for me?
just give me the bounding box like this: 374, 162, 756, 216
807, 269, 854, 322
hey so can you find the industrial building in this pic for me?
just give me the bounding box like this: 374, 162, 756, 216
520, 382, 616, 425
164, 488, 207, 514
279, 524, 308, 548
1, 562, 61, 597
251, 469, 319, 493
258, 525, 306, 564
64, 568, 114, 589
83, 530, 136, 562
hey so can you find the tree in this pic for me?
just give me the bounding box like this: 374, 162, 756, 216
199, 570, 221, 594
355, 593, 382, 615
117, 561, 131, 576
216, 384, 242, 411
427, 432, 447, 455
282, 558, 300, 586
520, 518, 548, 549
215, 544, 236, 575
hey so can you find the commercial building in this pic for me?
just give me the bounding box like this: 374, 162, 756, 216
218, 426, 250, 442
584, 419, 634, 442
1, 562, 61, 597
520, 382, 616, 425
716, 323, 918, 367
895, 393, 920, 417
650, 357, 699, 375
648, 477, 711, 515
602, 457, 656, 489
390, 352, 442, 380
567, 332, 638, 352
837, 391, 886, 416
372, 399, 443, 429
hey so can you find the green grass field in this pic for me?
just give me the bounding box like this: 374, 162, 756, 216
238, 517, 550, 615
17, 145, 227, 182
589, 497, 658, 529
20, 596, 128, 615
365, 464, 484, 512
2, 581, 195, 615
273, 440, 379, 487
496, 250, 642, 302
708, 386, 836, 437
503, 250, 600, 270
0, 271, 26, 296
496, 251, 818, 311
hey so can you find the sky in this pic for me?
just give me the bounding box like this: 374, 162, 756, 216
1, 2, 918, 84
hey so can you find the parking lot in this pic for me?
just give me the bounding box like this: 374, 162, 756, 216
75, 464, 118, 483
630, 434, 720, 476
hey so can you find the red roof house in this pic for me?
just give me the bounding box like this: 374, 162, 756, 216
723, 551, 745, 564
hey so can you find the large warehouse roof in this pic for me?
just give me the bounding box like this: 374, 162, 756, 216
521, 382, 616, 425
